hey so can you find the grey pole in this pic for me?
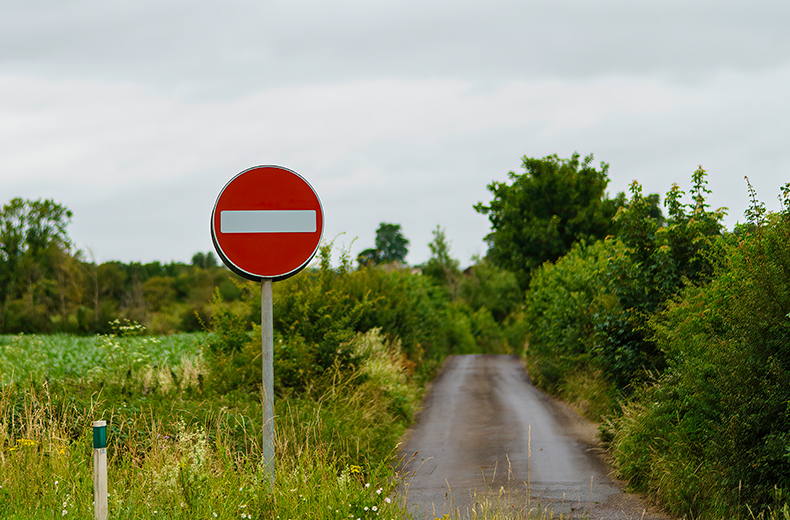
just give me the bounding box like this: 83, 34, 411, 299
261, 278, 275, 485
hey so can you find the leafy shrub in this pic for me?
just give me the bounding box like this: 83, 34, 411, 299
597, 170, 724, 387
457, 258, 522, 323
205, 289, 251, 355
609, 187, 790, 518
524, 239, 619, 393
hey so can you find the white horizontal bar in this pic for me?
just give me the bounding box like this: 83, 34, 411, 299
220, 210, 317, 233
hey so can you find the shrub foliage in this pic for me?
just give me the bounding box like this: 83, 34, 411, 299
519, 162, 790, 518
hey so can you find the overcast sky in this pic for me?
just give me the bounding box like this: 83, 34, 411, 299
2, 0, 789, 267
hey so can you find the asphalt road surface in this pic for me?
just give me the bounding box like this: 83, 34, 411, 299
399, 355, 671, 520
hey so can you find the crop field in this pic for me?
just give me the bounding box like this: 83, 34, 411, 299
0, 329, 207, 387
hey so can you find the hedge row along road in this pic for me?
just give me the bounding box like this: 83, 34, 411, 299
400, 355, 672, 520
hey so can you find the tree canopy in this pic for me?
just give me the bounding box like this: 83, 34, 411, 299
357, 222, 410, 267
0, 196, 250, 334
474, 152, 620, 289
0, 198, 80, 331
421, 226, 461, 298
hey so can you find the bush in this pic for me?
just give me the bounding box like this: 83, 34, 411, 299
523, 168, 727, 414
609, 196, 790, 518
523, 239, 621, 393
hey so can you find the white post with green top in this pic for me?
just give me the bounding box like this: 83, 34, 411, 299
92, 420, 108, 520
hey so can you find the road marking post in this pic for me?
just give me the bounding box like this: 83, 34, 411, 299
92, 420, 108, 520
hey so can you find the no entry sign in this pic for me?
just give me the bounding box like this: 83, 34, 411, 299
211, 165, 324, 281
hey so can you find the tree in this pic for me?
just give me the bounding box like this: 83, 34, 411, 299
356, 223, 410, 267
591, 168, 725, 389
422, 226, 461, 298
375, 223, 409, 263
474, 153, 618, 290
142, 276, 176, 312
613, 167, 725, 313
356, 248, 379, 267
1, 199, 74, 293
0, 198, 79, 332
191, 251, 218, 269
457, 257, 522, 322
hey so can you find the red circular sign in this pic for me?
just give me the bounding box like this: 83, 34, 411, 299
211, 165, 324, 281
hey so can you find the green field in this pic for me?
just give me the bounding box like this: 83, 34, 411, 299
0, 330, 207, 387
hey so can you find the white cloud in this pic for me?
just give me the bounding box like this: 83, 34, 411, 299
1, 1, 789, 266
3, 0, 790, 93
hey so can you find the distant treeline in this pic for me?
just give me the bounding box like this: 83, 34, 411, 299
0, 197, 247, 334
0, 198, 524, 362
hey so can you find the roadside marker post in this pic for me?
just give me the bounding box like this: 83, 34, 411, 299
211, 165, 324, 484
92, 420, 108, 520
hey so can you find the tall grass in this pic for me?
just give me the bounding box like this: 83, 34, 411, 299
0, 327, 421, 519
0, 380, 409, 519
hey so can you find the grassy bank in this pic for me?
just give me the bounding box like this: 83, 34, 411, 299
0, 329, 415, 519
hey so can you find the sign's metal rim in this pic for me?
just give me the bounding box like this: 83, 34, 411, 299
211, 165, 325, 282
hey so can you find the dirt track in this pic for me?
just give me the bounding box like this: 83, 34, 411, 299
399, 355, 671, 520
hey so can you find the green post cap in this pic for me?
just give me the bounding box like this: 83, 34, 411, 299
92, 420, 107, 449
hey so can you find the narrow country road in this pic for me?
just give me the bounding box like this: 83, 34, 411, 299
399, 355, 671, 520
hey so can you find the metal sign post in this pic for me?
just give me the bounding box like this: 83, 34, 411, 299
211, 165, 324, 486
261, 278, 275, 483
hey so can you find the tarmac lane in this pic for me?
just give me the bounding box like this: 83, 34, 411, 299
398, 355, 672, 520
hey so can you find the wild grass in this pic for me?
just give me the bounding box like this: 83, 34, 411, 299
556, 369, 616, 423
0, 353, 415, 517
0, 329, 419, 519
0, 381, 408, 519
